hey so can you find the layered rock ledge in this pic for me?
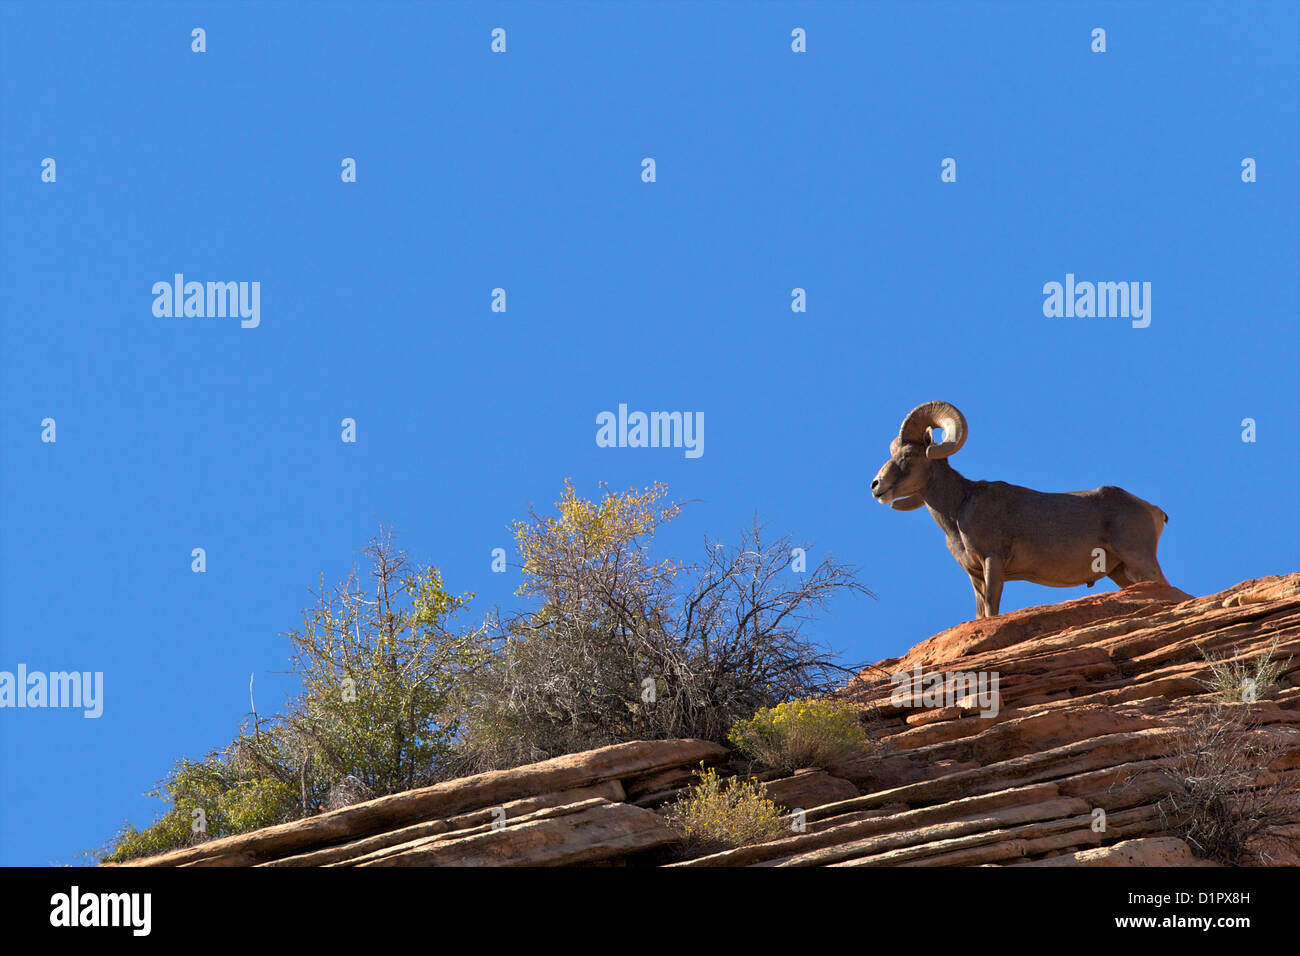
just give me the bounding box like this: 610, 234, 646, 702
112, 573, 1300, 867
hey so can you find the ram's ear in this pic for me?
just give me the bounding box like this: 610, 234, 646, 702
890, 495, 926, 511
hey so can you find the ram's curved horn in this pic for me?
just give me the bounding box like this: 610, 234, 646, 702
899, 401, 968, 460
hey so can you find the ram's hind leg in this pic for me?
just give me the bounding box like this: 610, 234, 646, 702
1108, 564, 1136, 588
1122, 557, 1168, 586
1110, 504, 1169, 586
1109, 558, 1166, 588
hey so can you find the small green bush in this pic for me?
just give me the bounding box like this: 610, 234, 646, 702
728, 697, 868, 773
101, 756, 300, 863
663, 765, 787, 852
1198, 638, 1292, 704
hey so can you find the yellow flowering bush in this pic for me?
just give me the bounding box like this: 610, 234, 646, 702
663, 765, 787, 852
512, 478, 681, 598
728, 698, 868, 773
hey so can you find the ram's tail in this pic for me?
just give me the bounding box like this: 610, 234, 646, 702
1150, 504, 1170, 542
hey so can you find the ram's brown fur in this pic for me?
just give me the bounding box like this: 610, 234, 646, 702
871, 401, 1169, 619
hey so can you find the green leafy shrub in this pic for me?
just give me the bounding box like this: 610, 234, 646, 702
102, 485, 871, 859
663, 765, 787, 852
101, 529, 487, 862
455, 481, 869, 772
102, 754, 299, 863
728, 697, 869, 773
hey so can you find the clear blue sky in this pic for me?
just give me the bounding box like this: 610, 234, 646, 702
2, 1, 1296, 866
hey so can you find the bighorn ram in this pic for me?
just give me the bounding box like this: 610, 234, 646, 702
871, 401, 1169, 618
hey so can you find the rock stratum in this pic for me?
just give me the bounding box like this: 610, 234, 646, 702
112, 573, 1300, 867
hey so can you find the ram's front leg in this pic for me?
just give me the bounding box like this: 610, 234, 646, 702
967, 570, 989, 619
983, 554, 1005, 616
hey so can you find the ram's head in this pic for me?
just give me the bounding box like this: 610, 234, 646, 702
870, 401, 968, 511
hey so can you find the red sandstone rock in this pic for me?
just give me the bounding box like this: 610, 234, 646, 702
111, 573, 1300, 868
